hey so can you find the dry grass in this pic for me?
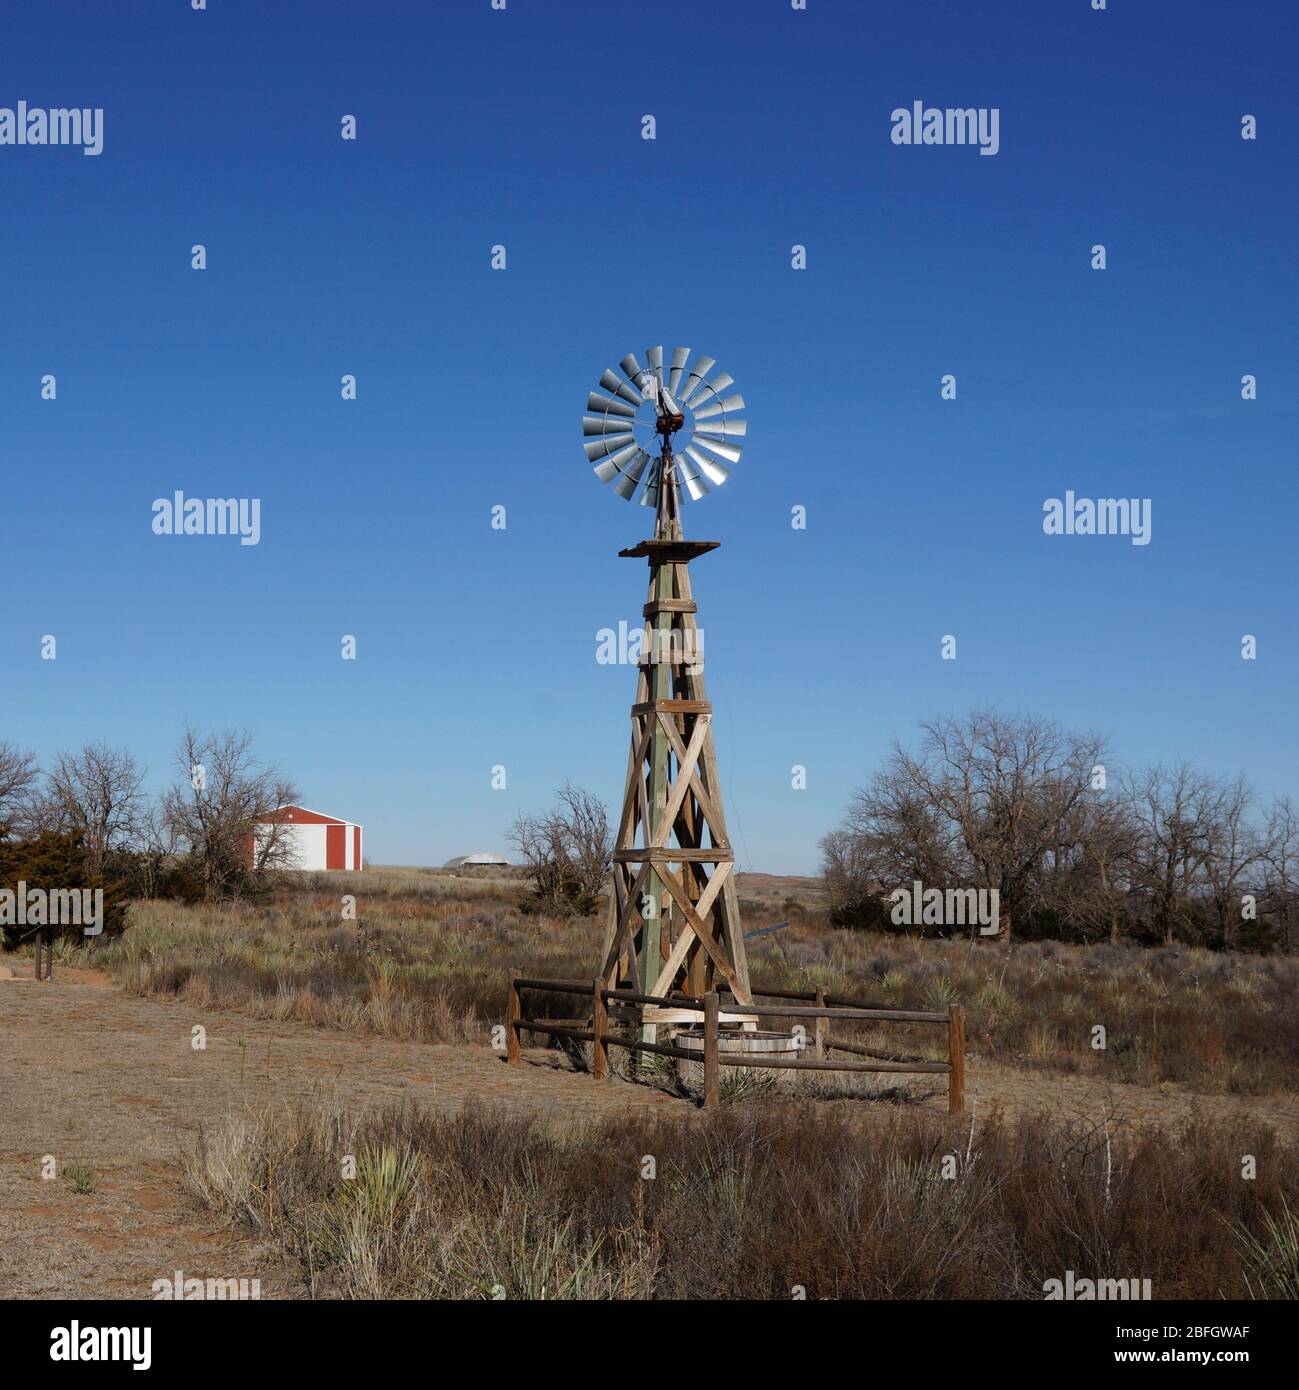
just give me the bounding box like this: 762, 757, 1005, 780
745, 929, 1299, 1096
185, 1092, 1299, 1300
65, 872, 1299, 1096
84, 887, 595, 1046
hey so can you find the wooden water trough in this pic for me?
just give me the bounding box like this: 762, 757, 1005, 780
506, 971, 966, 1114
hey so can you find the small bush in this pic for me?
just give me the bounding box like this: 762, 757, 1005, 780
65, 1162, 96, 1195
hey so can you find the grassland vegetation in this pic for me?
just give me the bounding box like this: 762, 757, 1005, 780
185, 1094, 1299, 1300
64, 869, 1298, 1097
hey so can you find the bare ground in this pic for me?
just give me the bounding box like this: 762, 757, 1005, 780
1, 963, 1295, 1299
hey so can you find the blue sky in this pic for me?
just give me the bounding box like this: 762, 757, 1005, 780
1, 0, 1295, 873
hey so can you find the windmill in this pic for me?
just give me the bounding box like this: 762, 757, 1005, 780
585, 346, 754, 1036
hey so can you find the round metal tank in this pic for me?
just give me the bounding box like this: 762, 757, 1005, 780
673, 1026, 801, 1058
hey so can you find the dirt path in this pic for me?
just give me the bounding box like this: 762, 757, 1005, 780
2, 967, 1295, 1298
964, 1054, 1299, 1135
0, 967, 675, 1299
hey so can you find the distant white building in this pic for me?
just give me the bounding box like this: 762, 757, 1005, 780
249, 805, 364, 871
443, 852, 510, 868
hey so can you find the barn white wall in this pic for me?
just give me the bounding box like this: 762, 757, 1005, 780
295, 823, 328, 870
260, 822, 328, 871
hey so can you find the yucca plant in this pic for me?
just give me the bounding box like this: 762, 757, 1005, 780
309, 1142, 423, 1293
448, 1210, 609, 1300
1235, 1197, 1299, 1299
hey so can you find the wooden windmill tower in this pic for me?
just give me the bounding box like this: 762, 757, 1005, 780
584, 347, 753, 1022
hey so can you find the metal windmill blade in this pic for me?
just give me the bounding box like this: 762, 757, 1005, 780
639, 456, 662, 509
667, 347, 690, 395
587, 390, 637, 420
610, 449, 651, 497
692, 435, 742, 465
675, 454, 710, 502
678, 356, 716, 405
583, 415, 634, 437
693, 418, 747, 438
692, 392, 745, 422
683, 444, 731, 488
619, 352, 651, 400
593, 442, 642, 482
584, 429, 635, 455
630, 455, 661, 505
599, 368, 643, 407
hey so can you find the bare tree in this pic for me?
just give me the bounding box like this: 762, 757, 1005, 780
0, 742, 39, 837
827, 714, 1294, 952
132, 798, 179, 900
831, 711, 1106, 940
1262, 796, 1299, 951
821, 826, 889, 927
1121, 762, 1219, 946
509, 782, 611, 915
42, 743, 147, 879
821, 772, 961, 927
1052, 793, 1139, 945
162, 727, 298, 900
1200, 774, 1266, 950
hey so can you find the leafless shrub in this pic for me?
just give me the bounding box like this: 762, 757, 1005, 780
509, 782, 611, 916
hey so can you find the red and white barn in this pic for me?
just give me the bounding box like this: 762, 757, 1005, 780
253, 805, 363, 871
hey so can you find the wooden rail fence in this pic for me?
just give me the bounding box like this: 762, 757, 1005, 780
506, 971, 966, 1114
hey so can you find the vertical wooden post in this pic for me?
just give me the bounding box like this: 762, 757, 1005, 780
641, 561, 673, 1031
506, 969, 521, 1065
703, 991, 720, 1110
948, 1004, 966, 1116
591, 978, 608, 1080
813, 986, 826, 1060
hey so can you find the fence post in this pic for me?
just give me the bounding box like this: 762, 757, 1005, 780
948, 1004, 965, 1116
703, 991, 720, 1110
813, 986, 826, 1060
591, 978, 608, 1080
507, 969, 521, 1065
